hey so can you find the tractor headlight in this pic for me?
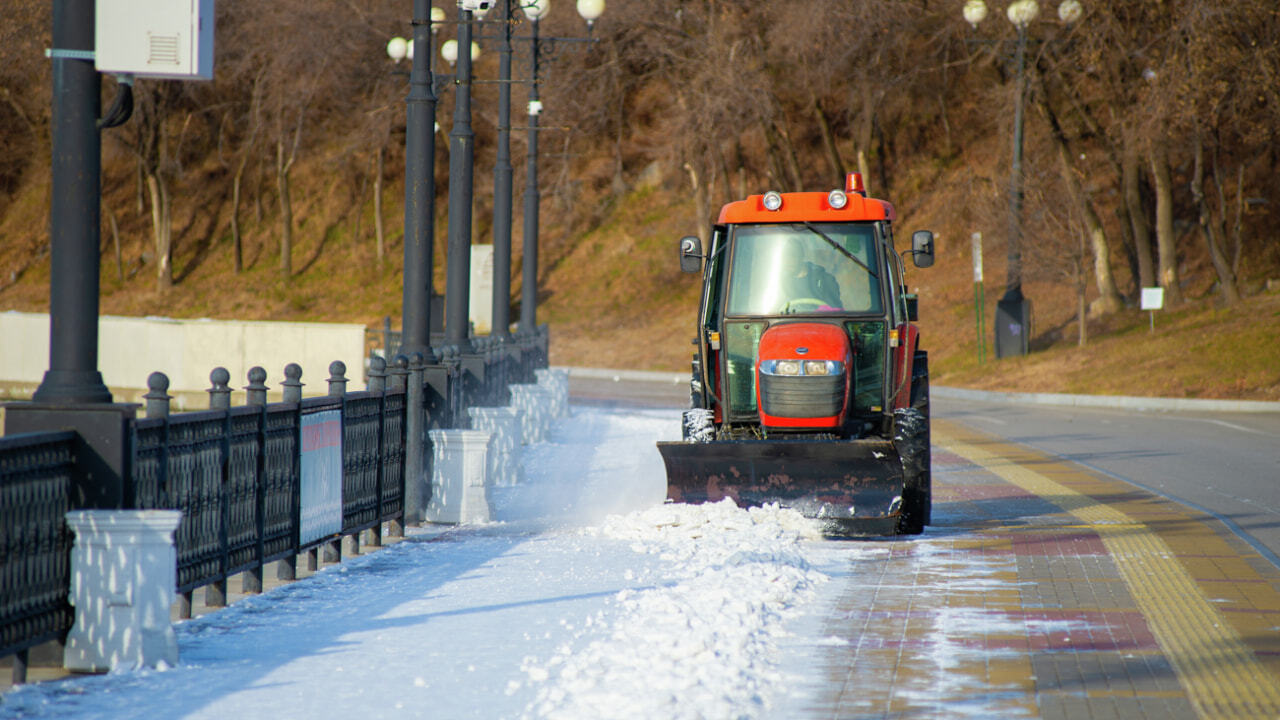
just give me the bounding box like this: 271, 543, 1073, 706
762, 191, 783, 211
760, 359, 843, 376
804, 360, 832, 375
827, 189, 848, 209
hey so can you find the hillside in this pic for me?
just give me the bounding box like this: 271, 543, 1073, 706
1, 1, 1278, 402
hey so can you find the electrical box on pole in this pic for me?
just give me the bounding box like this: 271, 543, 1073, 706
94, 0, 215, 80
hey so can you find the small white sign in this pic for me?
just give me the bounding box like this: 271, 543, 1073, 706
1140, 287, 1164, 311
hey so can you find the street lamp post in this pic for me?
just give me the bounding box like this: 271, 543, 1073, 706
518, 1, 546, 351
963, 0, 1080, 358
389, 2, 448, 359
491, 0, 515, 343
35, 0, 111, 404
443, 5, 478, 354
516, 0, 604, 369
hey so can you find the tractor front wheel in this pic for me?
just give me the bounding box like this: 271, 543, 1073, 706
894, 405, 930, 535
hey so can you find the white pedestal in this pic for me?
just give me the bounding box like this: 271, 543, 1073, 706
64, 510, 182, 673
425, 429, 493, 524
508, 384, 551, 445
535, 368, 570, 419
468, 406, 522, 487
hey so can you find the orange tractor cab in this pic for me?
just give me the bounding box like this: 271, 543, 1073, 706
657, 173, 935, 535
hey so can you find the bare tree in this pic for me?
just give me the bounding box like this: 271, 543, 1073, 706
1034, 73, 1124, 315
116, 81, 185, 290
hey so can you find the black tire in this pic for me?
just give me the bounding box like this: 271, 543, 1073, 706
910, 352, 932, 527
895, 352, 931, 535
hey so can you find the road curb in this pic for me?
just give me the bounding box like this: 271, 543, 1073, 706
933, 385, 1280, 414
557, 366, 686, 385
556, 368, 1280, 414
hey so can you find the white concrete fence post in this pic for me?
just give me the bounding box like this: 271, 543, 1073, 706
467, 407, 523, 487
63, 510, 183, 673
508, 384, 551, 445
534, 368, 570, 419
424, 429, 494, 524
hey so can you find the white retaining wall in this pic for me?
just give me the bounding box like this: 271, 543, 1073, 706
0, 311, 365, 396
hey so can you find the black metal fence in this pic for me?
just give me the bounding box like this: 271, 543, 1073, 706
0, 432, 77, 681
0, 324, 551, 684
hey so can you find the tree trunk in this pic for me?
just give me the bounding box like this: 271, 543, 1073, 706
1191, 135, 1240, 305
374, 147, 385, 264
231, 170, 244, 274
715, 143, 734, 207
1123, 138, 1155, 290
147, 171, 173, 290
255, 164, 265, 224
277, 140, 293, 278
107, 205, 123, 283
1077, 259, 1088, 347
135, 160, 146, 216
775, 119, 804, 191
684, 162, 710, 252
854, 84, 874, 195
762, 121, 787, 189
734, 141, 747, 200
1232, 164, 1244, 277
1039, 95, 1124, 315
1149, 144, 1183, 305
812, 96, 845, 185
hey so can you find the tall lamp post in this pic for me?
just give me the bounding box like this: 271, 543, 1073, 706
387, 3, 448, 359
516, 0, 604, 359
442, 5, 481, 354
963, 0, 1080, 358
34, 0, 111, 404
490, 0, 516, 344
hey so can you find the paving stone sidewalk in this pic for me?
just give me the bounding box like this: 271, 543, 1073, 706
808, 419, 1280, 720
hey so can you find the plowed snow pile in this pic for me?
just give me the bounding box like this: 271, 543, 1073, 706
519, 499, 827, 719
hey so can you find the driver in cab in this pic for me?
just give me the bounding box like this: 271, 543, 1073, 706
777, 242, 841, 312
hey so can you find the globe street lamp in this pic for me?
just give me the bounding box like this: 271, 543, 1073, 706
439, 39, 481, 65
964, 0, 1080, 358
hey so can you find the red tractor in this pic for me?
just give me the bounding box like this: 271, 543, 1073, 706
657, 173, 935, 535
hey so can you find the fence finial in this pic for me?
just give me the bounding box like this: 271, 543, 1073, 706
328, 361, 348, 397
246, 366, 269, 406
208, 367, 231, 410
282, 363, 304, 404
389, 354, 409, 392
144, 372, 171, 419
368, 355, 387, 393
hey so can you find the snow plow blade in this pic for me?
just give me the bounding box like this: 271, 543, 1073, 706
657, 438, 905, 536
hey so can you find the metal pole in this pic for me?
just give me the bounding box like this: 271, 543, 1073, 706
1006, 24, 1027, 302
519, 19, 541, 337
992, 22, 1030, 359
491, 0, 514, 341
444, 5, 475, 353
399, 0, 439, 359
34, 0, 111, 404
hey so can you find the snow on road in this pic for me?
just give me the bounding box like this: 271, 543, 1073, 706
0, 407, 835, 720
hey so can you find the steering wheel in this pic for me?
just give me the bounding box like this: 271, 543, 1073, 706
782, 297, 827, 313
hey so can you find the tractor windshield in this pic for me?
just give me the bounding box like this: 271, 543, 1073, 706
725, 223, 883, 316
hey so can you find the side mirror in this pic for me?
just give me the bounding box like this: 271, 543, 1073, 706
679, 236, 703, 273
910, 230, 934, 268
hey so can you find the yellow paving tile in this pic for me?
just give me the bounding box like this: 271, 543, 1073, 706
936, 419, 1280, 720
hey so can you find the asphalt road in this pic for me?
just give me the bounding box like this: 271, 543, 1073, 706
933, 394, 1280, 565
567, 370, 1280, 566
